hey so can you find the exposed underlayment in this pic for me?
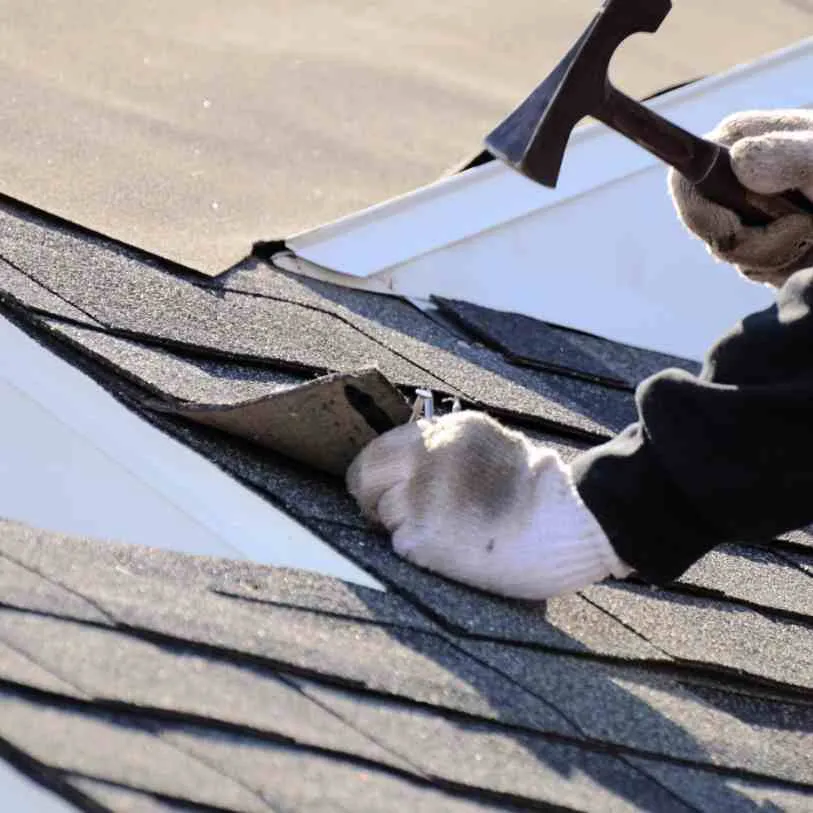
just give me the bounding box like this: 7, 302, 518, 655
0, 197, 811, 811
0, 1, 809, 272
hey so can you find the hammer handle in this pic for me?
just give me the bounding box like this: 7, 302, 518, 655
597, 86, 813, 227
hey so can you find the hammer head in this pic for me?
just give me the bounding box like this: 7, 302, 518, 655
485, 0, 672, 187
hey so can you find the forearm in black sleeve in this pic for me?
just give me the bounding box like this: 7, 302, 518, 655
571, 266, 813, 584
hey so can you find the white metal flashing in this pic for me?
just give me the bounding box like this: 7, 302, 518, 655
0, 314, 382, 590
287, 38, 813, 360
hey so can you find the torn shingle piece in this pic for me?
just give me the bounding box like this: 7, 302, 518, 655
0, 609, 408, 771
163, 724, 514, 813
40, 317, 307, 404
627, 758, 813, 813
0, 691, 271, 813
678, 544, 813, 619
460, 640, 813, 784
432, 297, 699, 387
582, 582, 813, 690
147, 410, 370, 527
155, 368, 412, 476
293, 680, 694, 813
311, 521, 666, 660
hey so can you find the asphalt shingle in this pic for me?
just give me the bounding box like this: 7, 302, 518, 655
0, 256, 102, 325
0, 206, 632, 438
582, 582, 813, 690
40, 318, 306, 404
164, 723, 512, 813
627, 758, 813, 813
0, 638, 84, 699
0, 536, 575, 736
432, 297, 699, 388
678, 544, 813, 619
0, 608, 409, 771
1, 190, 811, 813
460, 640, 813, 784
0, 548, 112, 625
0, 691, 271, 812
312, 520, 666, 659
294, 680, 694, 813
65, 778, 205, 813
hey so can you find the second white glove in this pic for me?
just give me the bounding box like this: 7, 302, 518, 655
346, 411, 632, 600
669, 109, 813, 286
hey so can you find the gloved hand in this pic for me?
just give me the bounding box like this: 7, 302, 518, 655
670, 109, 813, 286
346, 410, 631, 600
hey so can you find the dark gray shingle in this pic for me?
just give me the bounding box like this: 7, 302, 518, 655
294, 680, 694, 813
0, 692, 271, 812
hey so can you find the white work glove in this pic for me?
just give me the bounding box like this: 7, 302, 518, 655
670, 109, 813, 287
346, 411, 632, 600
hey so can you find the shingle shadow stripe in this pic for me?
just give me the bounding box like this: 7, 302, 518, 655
0, 737, 115, 813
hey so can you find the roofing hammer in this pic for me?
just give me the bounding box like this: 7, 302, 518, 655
485, 0, 813, 226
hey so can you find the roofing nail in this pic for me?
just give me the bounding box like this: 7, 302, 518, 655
410, 389, 434, 422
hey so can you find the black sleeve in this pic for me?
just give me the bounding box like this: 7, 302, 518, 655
571, 266, 813, 584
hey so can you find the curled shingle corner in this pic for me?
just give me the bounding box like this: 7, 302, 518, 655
148, 367, 411, 476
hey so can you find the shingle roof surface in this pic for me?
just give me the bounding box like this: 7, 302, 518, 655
0, 198, 812, 812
